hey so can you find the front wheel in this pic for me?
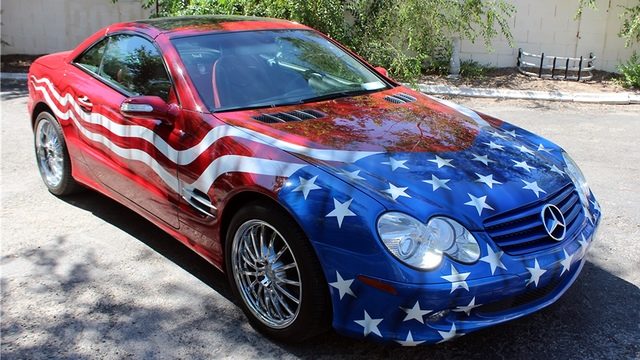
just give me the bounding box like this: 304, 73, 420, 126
225, 201, 331, 342
34, 112, 79, 196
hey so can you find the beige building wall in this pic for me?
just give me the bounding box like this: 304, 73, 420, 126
1, 0, 151, 55
460, 0, 640, 72
1, 0, 638, 72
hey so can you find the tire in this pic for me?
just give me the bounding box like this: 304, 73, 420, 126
225, 200, 331, 343
33, 111, 80, 196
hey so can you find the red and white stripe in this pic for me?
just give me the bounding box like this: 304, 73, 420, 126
31, 76, 378, 195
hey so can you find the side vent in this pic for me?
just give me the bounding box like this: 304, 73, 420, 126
384, 93, 417, 104
182, 187, 217, 218
253, 109, 326, 123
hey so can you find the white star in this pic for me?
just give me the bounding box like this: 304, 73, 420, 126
504, 129, 519, 137
326, 198, 356, 228
538, 144, 553, 153
475, 173, 502, 189
491, 131, 508, 140
437, 323, 463, 343
354, 310, 383, 337
549, 164, 566, 177
578, 234, 589, 256
560, 249, 574, 276
480, 245, 507, 275
453, 297, 481, 316
517, 145, 535, 155
471, 153, 495, 166
526, 259, 547, 287
396, 331, 425, 346
382, 157, 409, 171
513, 159, 536, 172
423, 174, 451, 191
429, 155, 455, 168
382, 183, 411, 200
400, 301, 431, 323
483, 141, 505, 151
522, 180, 547, 198
329, 271, 356, 299
441, 265, 471, 293
338, 169, 366, 181
464, 193, 494, 216
292, 175, 321, 200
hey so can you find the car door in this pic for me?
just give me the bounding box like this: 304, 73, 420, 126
68, 33, 180, 228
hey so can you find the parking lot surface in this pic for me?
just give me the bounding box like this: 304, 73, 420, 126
2, 80, 639, 359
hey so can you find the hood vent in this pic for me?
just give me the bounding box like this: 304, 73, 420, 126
384, 93, 417, 104
253, 109, 326, 123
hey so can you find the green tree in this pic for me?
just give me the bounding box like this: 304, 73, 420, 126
619, 2, 640, 47
115, 0, 514, 80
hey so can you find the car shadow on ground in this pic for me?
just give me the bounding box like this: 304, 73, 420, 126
3, 190, 639, 359
61, 190, 235, 302
1, 79, 28, 101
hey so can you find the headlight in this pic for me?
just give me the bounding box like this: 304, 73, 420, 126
376, 212, 480, 270
562, 151, 590, 210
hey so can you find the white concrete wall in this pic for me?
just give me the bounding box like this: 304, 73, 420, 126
1, 0, 638, 72
460, 0, 640, 72
1, 0, 151, 55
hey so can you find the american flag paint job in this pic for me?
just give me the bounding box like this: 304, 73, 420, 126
27, 16, 601, 345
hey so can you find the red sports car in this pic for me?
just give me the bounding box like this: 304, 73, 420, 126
28, 16, 600, 345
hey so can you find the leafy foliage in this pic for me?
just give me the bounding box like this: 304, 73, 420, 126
460, 60, 492, 78
619, 2, 640, 47
618, 52, 640, 88
114, 0, 514, 80
578, 0, 640, 47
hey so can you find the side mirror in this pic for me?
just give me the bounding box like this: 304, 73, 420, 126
120, 96, 179, 126
374, 66, 389, 77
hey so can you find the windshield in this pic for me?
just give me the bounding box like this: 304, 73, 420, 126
171, 30, 389, 112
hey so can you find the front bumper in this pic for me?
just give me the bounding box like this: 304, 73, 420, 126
319, 211, 600, 345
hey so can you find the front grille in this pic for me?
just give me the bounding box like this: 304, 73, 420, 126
252, 109, 326, 123
477, 276, 562, 314
483, 183, 584, 255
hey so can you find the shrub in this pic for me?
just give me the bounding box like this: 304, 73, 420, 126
618, 52, 640, 89
116, 0, 514, 81
460, 60, 492, 78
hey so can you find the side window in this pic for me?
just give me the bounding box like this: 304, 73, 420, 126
75, 38, 109, 74
99, 35, 172, 101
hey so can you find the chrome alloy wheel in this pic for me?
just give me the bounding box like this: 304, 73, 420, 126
35, 118, 64, 188
231, 219, 302, 329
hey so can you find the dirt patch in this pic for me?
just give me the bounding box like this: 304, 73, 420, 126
1, 54, 44, 73
420, 67, 628, 93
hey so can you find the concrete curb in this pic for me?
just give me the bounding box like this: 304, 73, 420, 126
414, 83, 640, 105
1, 72, 28, 80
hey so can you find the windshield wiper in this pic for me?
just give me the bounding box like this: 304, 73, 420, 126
212, 89, 382, 113
296, 89, 380, 104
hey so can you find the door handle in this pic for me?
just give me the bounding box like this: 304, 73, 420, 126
77, 95, 93, 112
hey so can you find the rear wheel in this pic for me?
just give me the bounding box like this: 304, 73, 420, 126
225, 201, 331, 342
34, 112, 79, 196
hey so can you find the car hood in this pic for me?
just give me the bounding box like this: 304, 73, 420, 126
215, 88, 572, 229
31, 51, 72, 70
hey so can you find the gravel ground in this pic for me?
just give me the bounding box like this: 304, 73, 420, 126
1, 80, 639, 359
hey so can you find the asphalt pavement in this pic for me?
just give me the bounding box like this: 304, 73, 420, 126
2, 80, 639, 359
